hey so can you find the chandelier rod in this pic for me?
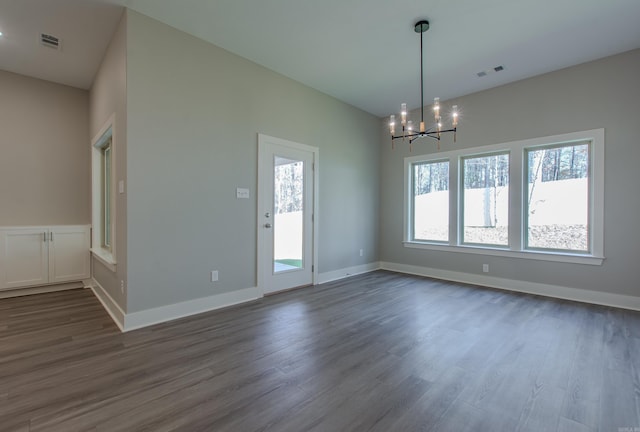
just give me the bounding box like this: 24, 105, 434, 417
420, 25, 424, 128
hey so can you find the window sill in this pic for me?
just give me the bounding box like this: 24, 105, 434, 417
91, 248, 117, 272
403, 241, 604, 266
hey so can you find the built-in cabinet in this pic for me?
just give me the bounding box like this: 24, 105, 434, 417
0, 225, 90, 290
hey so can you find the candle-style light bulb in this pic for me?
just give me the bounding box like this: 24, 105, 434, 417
407, 120, 414, 132
401, 103, 407, 126
433, 97, 440, 122
389, 115, 396, 136
452, 105, 459, 127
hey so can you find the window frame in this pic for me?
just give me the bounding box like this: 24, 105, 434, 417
523, 141, 592, 254
91, 114, 117, 271
99, 140, 112, 251
404, 129, 604, 265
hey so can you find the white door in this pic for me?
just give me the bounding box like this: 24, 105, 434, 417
48, 226, 91, 284
258, 134, 317, 295
0, 229, 49, 289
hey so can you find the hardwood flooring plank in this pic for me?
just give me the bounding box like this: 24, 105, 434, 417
376, 365, 471, 432
561, 307, 606, 429
515, 384, 565, 432
599, 368, 640, 432
557, 416, 595, 432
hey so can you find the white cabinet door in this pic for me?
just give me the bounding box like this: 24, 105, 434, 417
48, 226, 90, 284
0, 229, 49, 289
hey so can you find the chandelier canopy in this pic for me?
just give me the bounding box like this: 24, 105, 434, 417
389, 20, 459, 150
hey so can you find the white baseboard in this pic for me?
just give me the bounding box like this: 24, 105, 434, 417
317, 262, 381, 284
380, 261, 640, 311
124, 286, 261, 332
90, 278, 126, 331
90, 279, 262, 332
0, 281, 84, 299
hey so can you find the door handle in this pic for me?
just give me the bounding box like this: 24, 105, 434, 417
50, 232, 54, 242
43, 232, 47, 242
264, 223, 272, 228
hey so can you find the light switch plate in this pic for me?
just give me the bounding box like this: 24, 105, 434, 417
236, 188, 250, 199
118, 180, 125, 194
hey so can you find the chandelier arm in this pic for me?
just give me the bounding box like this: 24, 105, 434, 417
424, 127, 456, 135
392, 128, 455, 142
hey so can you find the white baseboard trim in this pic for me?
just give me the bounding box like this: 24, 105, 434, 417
89, 280, 262, 332
317, 262, 381, 284
380, 261, 640, 311
0, 281, 84, 299
124, 286, 262, 332
89, 278, 126, 332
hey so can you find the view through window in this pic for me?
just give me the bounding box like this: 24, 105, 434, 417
462, 153, 509, 246
526, 143, 589, 251
413, 161, 449, 242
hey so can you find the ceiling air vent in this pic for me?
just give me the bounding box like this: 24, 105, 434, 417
476, 65, 505, 78
40, 33, 61, 50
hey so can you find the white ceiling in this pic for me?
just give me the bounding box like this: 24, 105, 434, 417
1, 0, 639, 117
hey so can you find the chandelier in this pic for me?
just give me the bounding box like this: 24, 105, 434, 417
389, 20, 459, 151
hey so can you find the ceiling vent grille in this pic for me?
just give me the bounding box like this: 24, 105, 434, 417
477, 65, 505, 78
40, 33, 61, 50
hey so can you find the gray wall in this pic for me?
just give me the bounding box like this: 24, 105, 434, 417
125, 11, 380, 312
0, 70, 89, 226
89, 12, 128, 310
380, 49, 640, 299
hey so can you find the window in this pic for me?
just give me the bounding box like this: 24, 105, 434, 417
91, 115, 116, 270
404, 129, 604, 265
462, 153, 509, 246
412, 161, 449, 242
101, 139, 112, 251
525, 143, 589, 252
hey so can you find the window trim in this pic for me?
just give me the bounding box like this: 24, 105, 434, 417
523, 141, 591, 254
404, 129, 604, 266
101, 140, 112, 251
91, 114, 117, 270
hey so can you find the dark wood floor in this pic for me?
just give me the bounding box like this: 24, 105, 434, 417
1, 271, 639, 431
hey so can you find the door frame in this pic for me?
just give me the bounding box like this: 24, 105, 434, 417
257, 134, 319, 294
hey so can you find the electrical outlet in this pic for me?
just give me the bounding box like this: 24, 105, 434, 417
482, 264, 489, 273
359, 249, 364, 257
211, 270, 219, 282
120, 280, 125, 293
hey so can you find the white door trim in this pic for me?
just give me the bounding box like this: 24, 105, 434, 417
257, 134, 319, 294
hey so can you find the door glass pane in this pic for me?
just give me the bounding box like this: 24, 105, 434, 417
274, 156, 304, 273
462, 153, 509, 246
